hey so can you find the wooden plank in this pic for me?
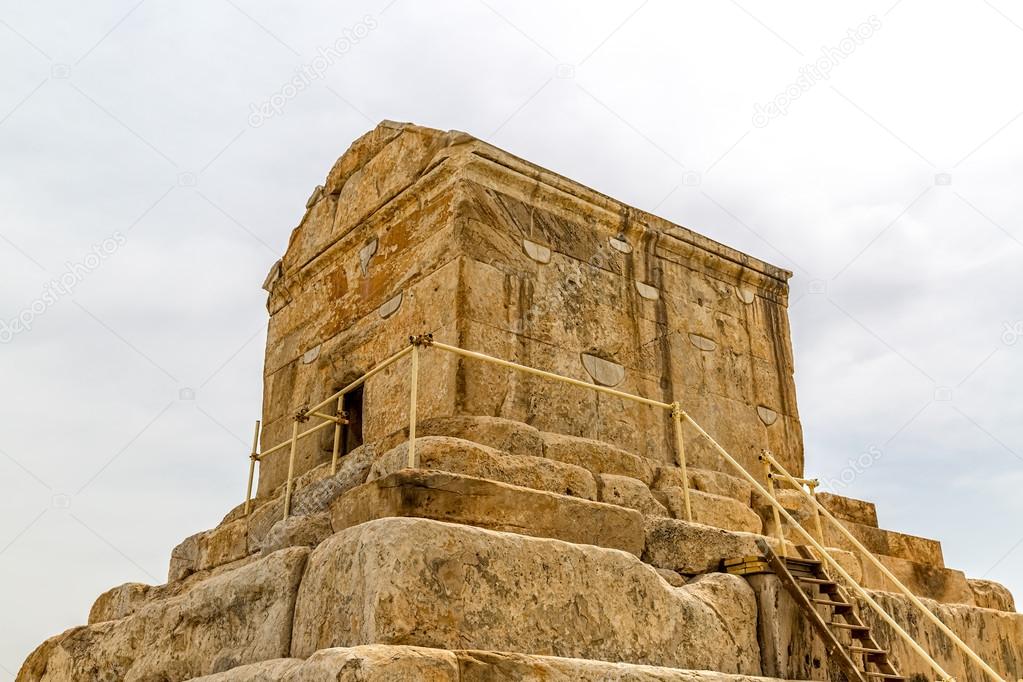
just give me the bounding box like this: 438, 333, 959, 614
757, 538, 869, 682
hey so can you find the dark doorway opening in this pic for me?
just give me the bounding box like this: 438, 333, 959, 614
339, 384, 364, 456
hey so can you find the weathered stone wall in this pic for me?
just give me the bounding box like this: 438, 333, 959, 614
258, 121, 801, 495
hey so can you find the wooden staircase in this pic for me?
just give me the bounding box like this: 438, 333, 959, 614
754, 538, 906, 682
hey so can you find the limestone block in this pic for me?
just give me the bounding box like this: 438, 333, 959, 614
746, 574, 832, 682
456, 648, 789, 681
246, 496, 287, 554
690, 489, 763, 534
258, 513, 332, 556
332, 470, 644, 556
291, 517, 762, 673
88, 582, 151, 624
196, 519, 249, 572
169, 531, 203, 582
190, 645, 815, 682
415, 415, 545, 457
369, 436, 597, 500
858, 591, 1023, 681
824, 520, 944, 567
816, 492, 878, 527
599, 473, 668, 516
664, 466, 754, 506
755, 488, 816, 543
643, 517, 772, 574
542, 431, 656, 485
656, 568, 688, 587
19, 547, 309, 681
860, 554, 974, 605
289, 444, 377, 515
329, 124, 453, 241
969, 578, 1016, 612
655, 486, 763, 534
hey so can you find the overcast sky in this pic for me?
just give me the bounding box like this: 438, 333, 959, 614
2, 0, 1022, 675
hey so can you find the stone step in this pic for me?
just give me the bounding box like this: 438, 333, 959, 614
817, 492, 878, 528
824, 520, 944, 568
187, 644, 810, 681
290, 516, 763, 673
859, 553, 974, 606
332, 469, 646, 556
369, 435, 599, 500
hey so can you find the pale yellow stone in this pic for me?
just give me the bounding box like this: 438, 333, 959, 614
20, 548, 308, 681
331, 470, 644, 556
291, 517, 761, 673
599, 473, 668, 516
542, 431, 656, 485
370, 436, 597, 500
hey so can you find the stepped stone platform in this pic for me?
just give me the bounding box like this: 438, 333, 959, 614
18, 122, 1022, 681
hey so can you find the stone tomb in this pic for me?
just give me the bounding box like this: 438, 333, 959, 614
17, 122, 1021, 682
256, 120, 802, 497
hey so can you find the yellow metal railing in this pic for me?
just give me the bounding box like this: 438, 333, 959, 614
240, 333, 1006, 682
763, 451, 1006, 682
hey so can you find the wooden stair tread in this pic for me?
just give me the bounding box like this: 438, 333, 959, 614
829, 621, 869, 630
797, 576, 836, 585
865, 673, 905, 680
812, 598, 852, 608
849, 645, 887, 655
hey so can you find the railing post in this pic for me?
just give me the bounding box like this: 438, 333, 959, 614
407, 336, 426, 468
330, 394, 345, 475
766, 451, 999, 682
244, 420, 261, 515
283, 409, 307, 521
670, 403, 693, 522
807, 479, 824, 544
760, 451, 786, 557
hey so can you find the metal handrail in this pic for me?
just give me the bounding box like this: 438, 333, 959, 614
242, 343, 414, 515
764, 451, 1005, 682
239, 332, 1010, 682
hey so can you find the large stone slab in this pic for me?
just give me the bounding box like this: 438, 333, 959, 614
968, 578, 1015, 612
859, 591, 1023, 681
369, 435, 597, 500
416, 415, 545, 457
541, 431, 657, 485
654, 487, 764, 534
291, 517, 762, 673
861, 553, 975, 605
643, 517, 767, 575
331, 470, 644, 555
191, 645, 806, 681
18, 547, 309, 682
822, 518, 943, 567
816, 492, 878, 527
654, 465, 753, 506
